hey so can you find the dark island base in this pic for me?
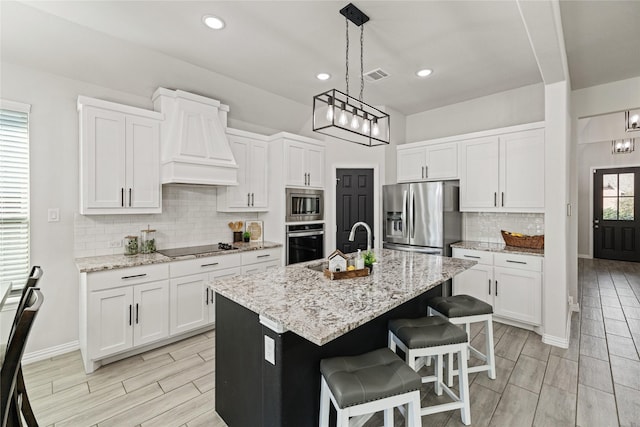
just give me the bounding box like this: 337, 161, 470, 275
216, 286, 443, 427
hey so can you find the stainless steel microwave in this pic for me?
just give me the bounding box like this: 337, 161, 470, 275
286, 188, 323, 222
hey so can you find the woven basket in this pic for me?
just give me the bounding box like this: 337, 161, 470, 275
501, 230, 544, 249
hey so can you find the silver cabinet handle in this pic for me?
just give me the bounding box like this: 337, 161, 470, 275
425, 165, 428, 178
210, 288, 214, 304
206, 288, 209, 305
495, 281, 498, 296
257, 254, 270, 258
464, 255, 481, 259
247, 193, 251, 206
129, 188, 132, 207
421, 166, 425, 179
501, 192, 504, 207
135, 303, 139, 324
494, 192, 497, 207
129, 304, 132, 326
121, 273, 147, 280
121, 188, 125, 207
488, 279, 491, 295
506, 260, 527, 265
251, 193, 254, 206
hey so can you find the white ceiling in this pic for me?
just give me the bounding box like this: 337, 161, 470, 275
2, 1, 639, 116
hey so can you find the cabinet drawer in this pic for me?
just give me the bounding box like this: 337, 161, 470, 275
494, 253, 542, 272
452, 248, 493, 265
241, 248, 281, 265
170, 254, 242, 278
88, 263, 169, 291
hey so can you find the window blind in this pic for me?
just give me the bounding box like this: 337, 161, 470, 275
0, 101, 30, 292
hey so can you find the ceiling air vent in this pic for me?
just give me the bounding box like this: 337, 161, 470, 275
363, 68, 390, 83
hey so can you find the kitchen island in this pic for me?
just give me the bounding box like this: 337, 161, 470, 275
211, 249, 476, 427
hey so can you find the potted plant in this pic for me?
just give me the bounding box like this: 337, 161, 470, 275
243, 231, 251, 242
363, 250, 376, 272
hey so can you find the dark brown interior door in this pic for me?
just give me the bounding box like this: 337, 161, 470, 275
594, 167, 640, 262
336, 168, 374, 253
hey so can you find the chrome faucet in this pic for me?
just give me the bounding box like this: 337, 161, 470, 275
348, 221, 372, 251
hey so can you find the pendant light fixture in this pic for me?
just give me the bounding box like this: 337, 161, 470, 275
312, 3, 390, 147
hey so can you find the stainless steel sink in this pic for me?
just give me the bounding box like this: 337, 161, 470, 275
306, 262, 327, 272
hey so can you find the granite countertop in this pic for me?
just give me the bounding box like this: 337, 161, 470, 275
75, 241, 283, 273
451, 241, 544, 257
210, 248, 476, 346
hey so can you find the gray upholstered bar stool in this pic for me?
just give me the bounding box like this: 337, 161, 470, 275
388, 316, 471, 425
319, 347, 422, 427
427, 295, 496, 387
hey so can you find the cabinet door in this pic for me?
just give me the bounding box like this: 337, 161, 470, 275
208, 267, 241, 324
249, 141, 269, 208
493, 267, 542, 325
126, 116, 161, 209
306, 144, 325, 188
460, 137, 499, 210
225, 136, 252, 208
133, 280, 169, 346
284, 141, 307, 186
88, 287, 133, 359
84, 107, 126, 209
397, 147, 428, 182
169, 273, 209, 335
499, 129, 544, 210
426, 142, 458, 180
452, 265, 493, 305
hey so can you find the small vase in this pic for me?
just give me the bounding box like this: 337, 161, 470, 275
243, 236, 250, 242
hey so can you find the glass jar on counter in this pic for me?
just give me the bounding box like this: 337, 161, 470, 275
124, 236, 138, 256
140, 226, 156, 254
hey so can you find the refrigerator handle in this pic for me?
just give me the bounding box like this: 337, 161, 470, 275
410, 189, 416, 239
402, 189, 408, 238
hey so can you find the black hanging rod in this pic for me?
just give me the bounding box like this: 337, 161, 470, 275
339, 3, 369, 26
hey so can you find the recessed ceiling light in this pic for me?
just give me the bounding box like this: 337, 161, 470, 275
202, 15, 225, 30
416, 69, 433, 78
316, 73, 331, 81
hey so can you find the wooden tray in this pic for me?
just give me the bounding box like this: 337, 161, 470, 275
324, 268, 370, 280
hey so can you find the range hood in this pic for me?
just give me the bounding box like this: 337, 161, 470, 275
152, 88, 238, 186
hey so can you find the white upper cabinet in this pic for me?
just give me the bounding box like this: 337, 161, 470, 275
283, 137, 325, 188
78, 96, 162, 214
460, 128, 544, 212
217, 128, 269, 212
397, 142, 458, 182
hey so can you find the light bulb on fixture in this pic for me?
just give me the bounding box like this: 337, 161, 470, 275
362, 114, 370, 134
326, 97, 334, 122
350, 108, 360, 129
625, 140, 632, 149
338, 103, 348, 126
372, 118, 380, 136
632, 115, 639, 129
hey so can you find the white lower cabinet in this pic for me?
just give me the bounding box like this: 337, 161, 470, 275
452, 248, 542, 326
80, 247, 281, 373
82, 264, 170, 372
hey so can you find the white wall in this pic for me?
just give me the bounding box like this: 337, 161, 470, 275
0, 61, 309, 355
572, 77, 640, 257
405, 83, 545, 142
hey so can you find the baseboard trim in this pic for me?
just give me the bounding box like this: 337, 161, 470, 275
542, 310, 572, 349
578, 253, 592, 259
23, 340, 80, 365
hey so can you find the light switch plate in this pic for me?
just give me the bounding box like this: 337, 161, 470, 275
47, 208, 60, 222
264, 335, 275, 365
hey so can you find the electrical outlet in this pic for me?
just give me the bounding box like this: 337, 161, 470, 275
109, 240, 123, 248
264, 335, 275, 365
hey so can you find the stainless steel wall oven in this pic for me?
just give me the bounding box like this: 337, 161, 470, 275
286, 223, 325, 265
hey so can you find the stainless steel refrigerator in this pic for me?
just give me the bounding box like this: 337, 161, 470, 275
383, 181, 461, 256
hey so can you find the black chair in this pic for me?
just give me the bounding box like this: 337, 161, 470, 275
1, 288, 44, 427
1, 266, 43, 427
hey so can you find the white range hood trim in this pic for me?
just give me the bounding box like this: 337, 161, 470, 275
153, 88, 238, 186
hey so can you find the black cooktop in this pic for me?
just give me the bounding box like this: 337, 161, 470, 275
157, 243, 237, 258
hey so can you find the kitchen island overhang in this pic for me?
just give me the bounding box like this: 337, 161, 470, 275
211, 249, 476, 427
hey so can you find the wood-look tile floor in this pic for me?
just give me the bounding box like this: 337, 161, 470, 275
25, 258, 640, 426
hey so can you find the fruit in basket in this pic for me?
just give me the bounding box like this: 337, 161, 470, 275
347, 265, 356, 271
511, 232, 523, 237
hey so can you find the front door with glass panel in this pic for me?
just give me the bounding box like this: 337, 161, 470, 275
594, 167, 640, 262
